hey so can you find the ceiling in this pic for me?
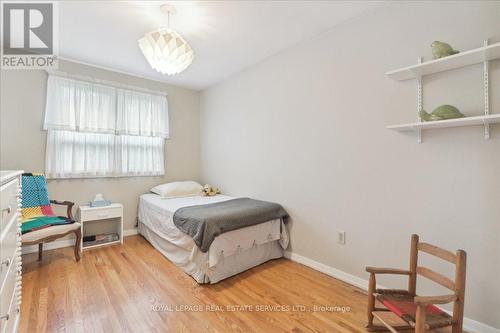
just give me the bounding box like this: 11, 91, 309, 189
59, 1, 388, 90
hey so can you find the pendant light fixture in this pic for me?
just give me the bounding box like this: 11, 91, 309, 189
138, 4, 194, 75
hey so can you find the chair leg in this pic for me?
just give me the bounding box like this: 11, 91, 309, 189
366, 273, 376, 327
415, 305, 427, 333
38, 243, 43, 261
74, 228, 81, 262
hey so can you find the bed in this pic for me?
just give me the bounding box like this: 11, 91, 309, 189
138, 193, 289, 283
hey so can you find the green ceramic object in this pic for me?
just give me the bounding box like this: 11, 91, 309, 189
431, 41, 459, 59
419, 110, 442, 122
419, 105, 465, 122
431, 105, 465, 119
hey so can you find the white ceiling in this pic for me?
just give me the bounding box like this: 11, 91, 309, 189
59, 1, 388, 90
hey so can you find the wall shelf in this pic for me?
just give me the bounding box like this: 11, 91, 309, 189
386, 42, 500, 81
387, 114, 500, 132
386, 40, 498, 142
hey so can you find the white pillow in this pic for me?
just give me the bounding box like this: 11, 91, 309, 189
151, 181, 203, 199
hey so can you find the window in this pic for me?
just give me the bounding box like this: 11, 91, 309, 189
44, 74, 169, 178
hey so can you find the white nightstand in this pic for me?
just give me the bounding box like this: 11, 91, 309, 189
78, 203, 123, 251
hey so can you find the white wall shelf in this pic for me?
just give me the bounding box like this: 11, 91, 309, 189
386, 40, 498, 142
387, 114, 500, 132
386, 42, 500, 81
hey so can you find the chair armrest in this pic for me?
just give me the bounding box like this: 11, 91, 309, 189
50, 200, 75, 221
414, 294, 457, 305
50, 200, 74, 206
366, 267, 411, 275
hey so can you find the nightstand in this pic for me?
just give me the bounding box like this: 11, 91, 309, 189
78, 203, 123, 251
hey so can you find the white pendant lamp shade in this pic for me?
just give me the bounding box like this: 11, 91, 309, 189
139, 5, 194, 76
139, 29, 194, 75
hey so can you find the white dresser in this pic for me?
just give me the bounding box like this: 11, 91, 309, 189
0, 171, 23, 333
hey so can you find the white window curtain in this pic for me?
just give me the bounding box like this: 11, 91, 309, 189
44, 74, 168, 178
116, 89, 169, 138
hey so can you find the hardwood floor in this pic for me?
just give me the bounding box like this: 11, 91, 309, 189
20, 235, 455, 333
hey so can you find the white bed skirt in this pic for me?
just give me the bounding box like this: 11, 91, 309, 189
138, 221, 284, 283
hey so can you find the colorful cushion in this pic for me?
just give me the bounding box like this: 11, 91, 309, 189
22, 223, 81, 243
21, 173, 74, 234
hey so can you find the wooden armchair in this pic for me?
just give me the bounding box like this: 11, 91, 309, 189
22, 200, 81, 261
20, 173, 81, 262
366, 234, 466, 333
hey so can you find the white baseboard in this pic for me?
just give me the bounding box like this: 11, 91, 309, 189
123, 228, 138, 236
22, 228, 138, 255
284, 251, 369, 290
284, 251, 499, 333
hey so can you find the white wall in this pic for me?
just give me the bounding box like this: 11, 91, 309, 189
200, 1, 500, 329
1, 60, 200, 232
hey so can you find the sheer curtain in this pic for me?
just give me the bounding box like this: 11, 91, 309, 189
44, 74, 168, 178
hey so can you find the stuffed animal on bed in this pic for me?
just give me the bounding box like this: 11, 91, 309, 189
203, 184, 220, 196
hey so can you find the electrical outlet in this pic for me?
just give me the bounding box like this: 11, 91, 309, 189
337, 231, 346, 245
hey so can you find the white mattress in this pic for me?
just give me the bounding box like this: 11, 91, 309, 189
138, 193, 289, 282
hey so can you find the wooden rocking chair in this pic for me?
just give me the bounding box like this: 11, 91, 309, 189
366, 234, 466, 333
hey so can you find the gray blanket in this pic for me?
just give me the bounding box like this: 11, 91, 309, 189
173, 198, 288, 252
